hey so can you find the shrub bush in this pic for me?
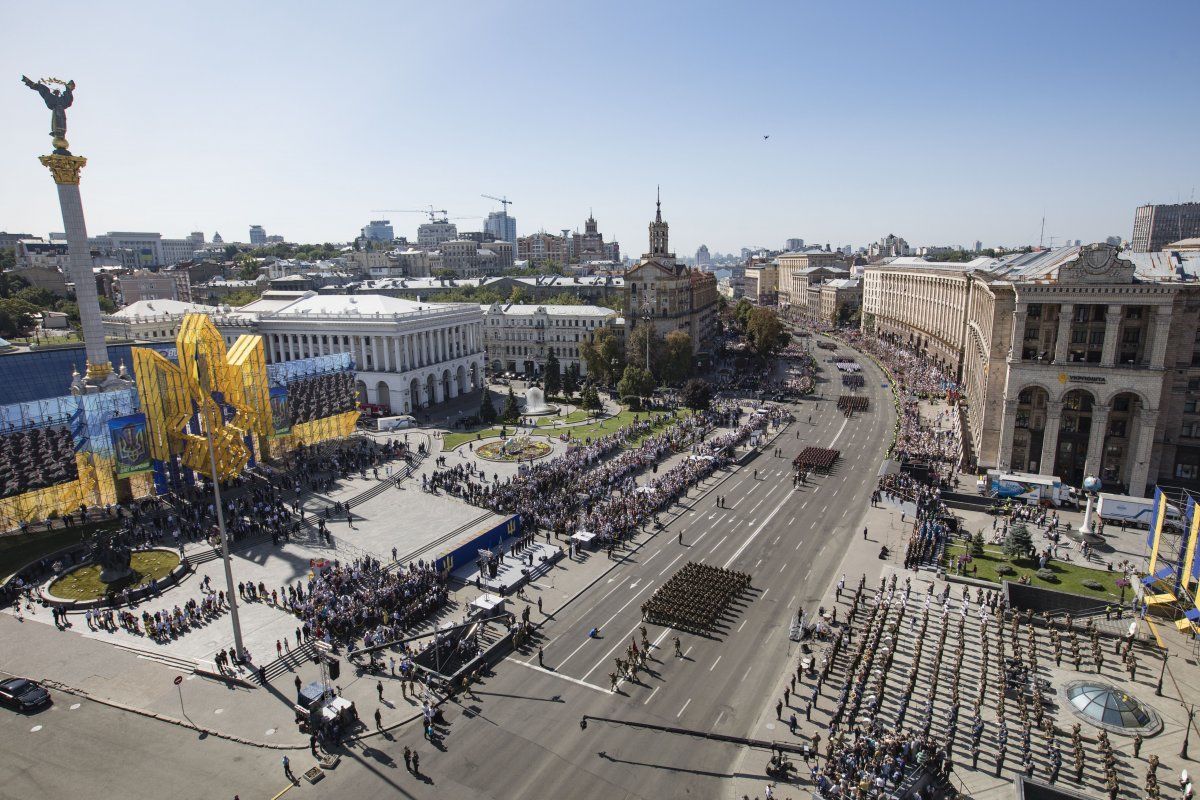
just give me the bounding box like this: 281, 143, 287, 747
1081, 579, 1104, 591
1035, 568, 1058, 582
995, 564, 1016, 576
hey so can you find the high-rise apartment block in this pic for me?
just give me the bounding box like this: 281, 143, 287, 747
1131, 202, 1200, 252
361, 220, 394, 242
484, 211, 517, 247
249, 225, 266, 245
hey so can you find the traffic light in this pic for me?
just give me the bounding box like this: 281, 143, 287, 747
328, 658, 340, 681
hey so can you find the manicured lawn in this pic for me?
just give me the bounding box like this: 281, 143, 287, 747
48, 549, 181, 600
442, 427, 507, 451
554, 409, 678, 446
0, 521, 117, 579
533, 409, 594, 427
441, 408, 683, 451
945, 542, 1123, 598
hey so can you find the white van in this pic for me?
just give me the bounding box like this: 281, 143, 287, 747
372, 415, 417, 432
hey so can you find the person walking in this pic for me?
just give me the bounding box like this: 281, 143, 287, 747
282, 755, 295, 782
412, 751, 420, 774
776, 699, 783, 720
377, 680, 384, 701
374, 707, 383, 730
538, 647, 545, 667
403, 746, 412, 772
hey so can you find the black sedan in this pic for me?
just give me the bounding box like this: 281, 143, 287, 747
0, 678, 52, 713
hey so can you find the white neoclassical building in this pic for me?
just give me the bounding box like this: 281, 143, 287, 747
481, 302, 618, 377
254, 294, 485, 414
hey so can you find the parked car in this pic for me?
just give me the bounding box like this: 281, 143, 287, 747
0, 678, 52, 712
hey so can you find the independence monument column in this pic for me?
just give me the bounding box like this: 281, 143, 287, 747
23, 75, 126, 392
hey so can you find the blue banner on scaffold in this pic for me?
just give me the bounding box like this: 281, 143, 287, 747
108, 413, 152, 478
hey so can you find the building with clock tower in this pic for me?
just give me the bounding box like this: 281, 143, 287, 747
623, 190, 718, 360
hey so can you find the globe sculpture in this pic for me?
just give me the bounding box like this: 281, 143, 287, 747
1080, 475, 1102, 535
523, 386, 558, 416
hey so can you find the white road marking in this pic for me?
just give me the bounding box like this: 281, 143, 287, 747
559, 582, 655, 670
511, 658, 610, 694
773, 536, 781, 545
659, 551, 686, 576
677, 698, 692, 717
710, 655, 722, 671
737, 619, 747, 632
761, 588, 770, 599
711, 534, 728, 551
820, 505, 827, 514
643, 685, 660, 705
787, 517, 795, 526
779, 562, 788, 573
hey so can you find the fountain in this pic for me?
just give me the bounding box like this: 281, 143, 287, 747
523, 386, 558, 416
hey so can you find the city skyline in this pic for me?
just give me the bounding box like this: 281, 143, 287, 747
3, 1, 1199, 255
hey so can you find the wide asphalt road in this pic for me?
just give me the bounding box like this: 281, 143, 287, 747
330, 335, 897, 799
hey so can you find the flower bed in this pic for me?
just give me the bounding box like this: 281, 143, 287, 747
476, 438, 553, 462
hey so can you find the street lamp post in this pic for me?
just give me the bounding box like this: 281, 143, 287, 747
1182, 703, 1195, 760
642, 299, 652, 372
197, 352, 245, 661
1157, 647, 1169, 696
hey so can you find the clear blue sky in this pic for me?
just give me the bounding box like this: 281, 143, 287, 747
4, 1, 1198, 256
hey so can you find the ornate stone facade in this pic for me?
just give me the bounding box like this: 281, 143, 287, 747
864, 243, 1200, 496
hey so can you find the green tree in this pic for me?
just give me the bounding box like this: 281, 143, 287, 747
14, 286, 58, 308
501, 386, 520, 423
970, 530, 985, 558
1002, 522, 1034, 560
562, 363, 580, 397
746, 307, 789, 359
508, 286, 531, 304
580, 326, 623, 384
0, 298, 39, 337
661, 330, 694, 386
0, 271, 29, 298
223, 244, 239, 260
55, 299, 80, 324
479, 390, 498, 424
625, 323, 661, 378
617, 365, 655, 402
0, 248, 15, 273
216, 288, 264, 307
734, 298, 753, 330
681, 378, 713, 411
541, 292, 585, 306
235, 255, 260, 280
580, 383, 602, 410
544, 351, 562, 396
98, 296, 117, 314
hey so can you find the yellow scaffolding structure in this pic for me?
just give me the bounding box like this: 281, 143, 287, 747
132, 313, 272, 482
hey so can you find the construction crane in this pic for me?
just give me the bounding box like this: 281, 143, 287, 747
371, 206, 448, 223
481, 193, 513, 213
481, 194, 514, 241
